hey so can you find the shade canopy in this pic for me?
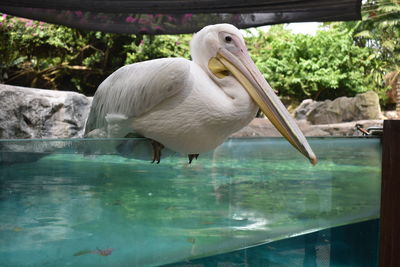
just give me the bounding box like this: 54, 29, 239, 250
0, 0, 361, 34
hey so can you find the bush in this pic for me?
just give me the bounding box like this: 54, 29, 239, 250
0, 14, 386, 105
246, 25, 381, 102
0, 14, 190, 95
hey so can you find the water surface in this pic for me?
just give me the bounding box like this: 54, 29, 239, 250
0, 137, 381, 266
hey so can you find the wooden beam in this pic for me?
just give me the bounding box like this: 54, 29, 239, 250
379, 120, 400, 266
396, 78, 400, 118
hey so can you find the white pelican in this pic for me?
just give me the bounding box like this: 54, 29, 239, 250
84, 24, 317, 165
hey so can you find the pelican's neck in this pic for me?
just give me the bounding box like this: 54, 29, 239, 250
215, 77, 258, 134
191, 60, 257, 120
219, 77, 245, 99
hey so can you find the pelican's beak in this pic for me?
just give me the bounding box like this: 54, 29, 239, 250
209, 46, 317, 165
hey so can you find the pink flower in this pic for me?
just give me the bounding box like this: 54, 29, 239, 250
139, 40, 145, 46
167, 16, 177, 22
153, 25, 164, 32
1, 13, 7, 20
25, 20, 33, 27
175, 41, 181, 46
125, 16, 136, 23
74, 11, 83, 18
138, 18, 149, 24
182, 13, 193, 23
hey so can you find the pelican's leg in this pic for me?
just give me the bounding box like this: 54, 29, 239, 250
188, 154, 199, 164
151, 140, 164, 164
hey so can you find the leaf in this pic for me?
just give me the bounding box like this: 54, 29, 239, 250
382, 40, 396, 51
354, 30, 374, 39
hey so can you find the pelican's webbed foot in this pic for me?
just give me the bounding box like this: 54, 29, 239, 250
151, 140, 164, 164
188, 154, 199, 164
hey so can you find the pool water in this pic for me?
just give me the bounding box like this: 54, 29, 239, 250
166, 219, 379, 267
0, 137, 381, 266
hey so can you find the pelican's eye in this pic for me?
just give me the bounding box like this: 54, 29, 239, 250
225, 36, 232, 43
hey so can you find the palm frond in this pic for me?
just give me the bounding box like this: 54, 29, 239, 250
354, 30, 375, 38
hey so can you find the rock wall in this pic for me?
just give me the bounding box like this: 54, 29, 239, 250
0, 84, 91, 139
295, 91, 382, 124
0, 85, 384, 139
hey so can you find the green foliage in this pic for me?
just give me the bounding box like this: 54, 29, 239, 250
0, 14, 131, 94
125, 35, 191, 63
361, 0, 400, 107
0, 12, 393, 107
246, 25, 378, 101
0, 15, 191, 95
328, 0, 400, 107
360, 0, 400, 66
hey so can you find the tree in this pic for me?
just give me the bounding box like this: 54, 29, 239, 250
0, 12, 389, 107
0, 14, 190, 95
246, 25, 380, 103
333, 0, 400, 111
361, 0, 400, 115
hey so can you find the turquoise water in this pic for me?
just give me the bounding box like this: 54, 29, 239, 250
167, 219, 379, 266
0, 137, 381, 266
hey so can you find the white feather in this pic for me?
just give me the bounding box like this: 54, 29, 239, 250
85, 24, 258, 155
85, 58, 191, 135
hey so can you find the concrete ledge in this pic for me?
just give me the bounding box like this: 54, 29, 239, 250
231, 118, 383, 137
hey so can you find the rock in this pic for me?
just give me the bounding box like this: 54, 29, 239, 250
295, 91, 382, 125
382, 110, 398, 120
231, 118, 282, 137
231, 118, 383, 137
294, 99, 318, 120
0, 84, 385, 140
306, 120, 383, 137
0, 84, 91, 139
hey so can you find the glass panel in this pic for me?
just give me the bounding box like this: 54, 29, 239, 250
167, 219, 379, 266
0, 137, 381, 266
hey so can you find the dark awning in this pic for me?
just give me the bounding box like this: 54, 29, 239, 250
0, 0, 362, 34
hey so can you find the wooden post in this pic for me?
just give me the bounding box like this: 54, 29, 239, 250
379, 120, 400, 266
397, 78, 400, 119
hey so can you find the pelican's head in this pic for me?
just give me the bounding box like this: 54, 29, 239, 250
190, 24, 317, 165
190, 24, 244, 68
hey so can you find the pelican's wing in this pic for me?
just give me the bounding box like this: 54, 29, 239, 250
84, 58, 191, 136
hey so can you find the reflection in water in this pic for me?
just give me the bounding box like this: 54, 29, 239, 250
0, 137, 381, 266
